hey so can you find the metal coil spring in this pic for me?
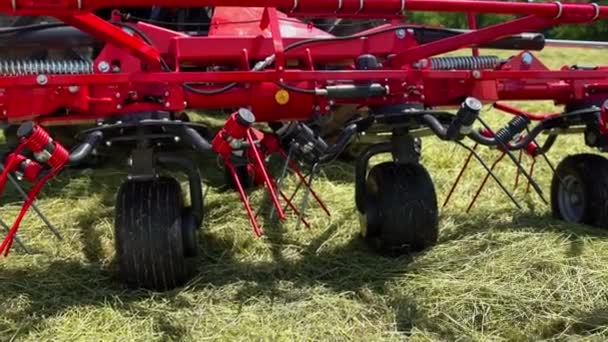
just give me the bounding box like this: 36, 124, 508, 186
495, 116, 530, 144
0, 59, 93, 76
430, 56, 501, 70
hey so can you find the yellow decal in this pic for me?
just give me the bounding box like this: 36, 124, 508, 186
275, 89, 290, 105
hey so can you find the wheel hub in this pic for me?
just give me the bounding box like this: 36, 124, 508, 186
558, 175, 586, 222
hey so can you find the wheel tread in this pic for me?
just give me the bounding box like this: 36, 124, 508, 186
115, 177, 187, 290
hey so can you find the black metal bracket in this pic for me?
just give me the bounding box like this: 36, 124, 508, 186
156, 153, 204, 228
391, 128, 421, 164
128, 147, 157, 180
354, 142, 392, 213
355, 130, 422, 213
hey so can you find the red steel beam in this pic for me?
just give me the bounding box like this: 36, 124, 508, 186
0, 69, 608, 88
60, 13, 161, 68
391, 15, 553, 66
1, 0, 607, 20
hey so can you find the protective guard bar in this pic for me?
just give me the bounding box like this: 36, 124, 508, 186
0, 0, 607, 21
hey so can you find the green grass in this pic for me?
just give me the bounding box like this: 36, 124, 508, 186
1, 47, 608, 341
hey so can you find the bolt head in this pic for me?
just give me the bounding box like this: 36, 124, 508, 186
465, 97, 483, 111
98, 61, 110, 73
116, 104, 122, 110
521, 52, 533, 65
115, 92, 121, 98
174, 136, 181, 142
165, 102, 171, 108
395, 29, 406, 39
472, 70, 481, 79
68, 86, 80, 93
106, 141, 112, 147
36, 74, 48, 85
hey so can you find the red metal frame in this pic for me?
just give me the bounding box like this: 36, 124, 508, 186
1, 0, 607, 19
0, 1, 605, 125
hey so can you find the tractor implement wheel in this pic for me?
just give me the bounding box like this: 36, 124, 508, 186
360, 162, 439, 256
551, 154, 608, 228
115, 177, 189, 291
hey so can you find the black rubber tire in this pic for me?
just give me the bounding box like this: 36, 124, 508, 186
115, 177, 188, 291
181, 208, 199, 258
551, 154, 608, 228
360, 162, 439, 255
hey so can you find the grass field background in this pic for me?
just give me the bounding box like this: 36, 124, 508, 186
1, 47, 608, 341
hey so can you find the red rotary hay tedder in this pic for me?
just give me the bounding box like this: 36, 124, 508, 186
0, 0, 607, 290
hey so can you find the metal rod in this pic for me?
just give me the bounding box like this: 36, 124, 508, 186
526, 158, 537, 194
467, 152, 506, 213
295, 163, 318, 231
457, 141, 522, 210
443, 143, 477, 208
477, 117, 547, 205
269, 146, 293, 221
282, 151, 331, 217
0, 217, 30, 254
514, 149, 523, 189
0, 164, 63, 240
546, 39, 608, 49
247, 130, 286, 220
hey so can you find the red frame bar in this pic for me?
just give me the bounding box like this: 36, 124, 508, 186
2, 0, 607, 20
0, 2, 605, 124
392, 15, 553, 66
60, 13, 161, 68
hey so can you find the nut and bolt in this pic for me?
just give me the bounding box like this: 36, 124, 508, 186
36, 74, 48, 85
98, 61, 110, 73
521, 52, 533, 65
472, 70, 481, 79
395, 29, 406, 39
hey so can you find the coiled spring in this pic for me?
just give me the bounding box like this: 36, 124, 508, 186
495, 116, 530, 144
430, 56, 501, 70
0, 59, 93, 76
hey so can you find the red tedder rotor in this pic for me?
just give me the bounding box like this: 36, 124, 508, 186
0, 123, 69, 255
